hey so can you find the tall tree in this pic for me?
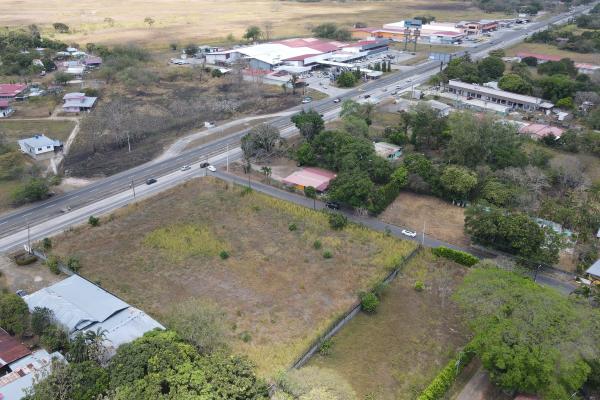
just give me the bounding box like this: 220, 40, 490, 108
243, 26, 262, 42
291, 110, 324, 141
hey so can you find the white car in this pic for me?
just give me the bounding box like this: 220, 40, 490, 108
333, 98, 341, 103
180, 165, 191, 171
401, 229, 417, 238
207, 165, 216, 172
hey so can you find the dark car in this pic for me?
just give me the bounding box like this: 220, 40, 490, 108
364, 94, 371, 99
325, 201, 340, 210
146, 178, 157, 185
200, 162, 210, 168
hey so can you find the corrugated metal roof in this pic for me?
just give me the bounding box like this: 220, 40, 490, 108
0, 329, 31, 367
587, 259, 600, 278
0, 350, 64, 400
18, 134, 61, 149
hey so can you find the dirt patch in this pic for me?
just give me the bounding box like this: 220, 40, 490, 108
49, 177, 417, 376
309, 249, 469, 399
0, 254, 64, 294
381, 191, 470, 247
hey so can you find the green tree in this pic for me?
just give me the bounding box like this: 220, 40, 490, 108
336, 71, 357, 88
243, 26, 262, 42
0, 293, 29, 336
538, 74, 576, 102
477, 56, 505, 81
454, 266, 599, 399
311, 23, 351, 41
291, 110, 324, 141
31, 307, 53, 336
304, 186, 317, 209
296, 141, 316, 165
440, 165, 477, 200
408, 103, 448, 150
143, 17, 155, 28
54, 71, 70, 85
11, 179, 49, 205
241, 124, 282, 159
555, 96, 574, 109
498, 73, 532, 94
328, 170, 374, 208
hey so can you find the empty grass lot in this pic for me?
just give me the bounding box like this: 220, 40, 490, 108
0, 120, 76, 144
506, 42, 600, 64
0, 0, 504, 46
309, 249, 469, 399
50, 177, 417, 376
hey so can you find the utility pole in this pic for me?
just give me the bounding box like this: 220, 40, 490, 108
422, 220, 425, 246
131, 179, 136, 199
27, 221, 31, 254
226, 143, 229, 173
126, 132, 131, 153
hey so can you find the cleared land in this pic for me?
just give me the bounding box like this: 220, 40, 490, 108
49, 177, 417, 375
309, 249, 469, 399
381, 192, 470, 247
0, 0, 504, 46
0, 120, 76, 144
506, 42, 600, 64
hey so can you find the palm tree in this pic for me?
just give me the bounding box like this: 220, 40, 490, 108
289, 74, 299, 95
261, 166, 272, 182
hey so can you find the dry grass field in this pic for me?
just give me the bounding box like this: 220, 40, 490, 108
381, 191, 470, 247
309, 249, 469, 399
1, 0, 503, 46
506, 42, 600, 64
50, 177, 417, 376
0, 120, 76, 144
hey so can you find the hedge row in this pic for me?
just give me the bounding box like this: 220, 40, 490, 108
432, 246, 479, 267
417, 348, 474, 400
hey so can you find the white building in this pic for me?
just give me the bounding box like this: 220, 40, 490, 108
18, 134, 62, 158
426, 99, 452, 116
62, 92, 97, 113
447, 80, 553, 111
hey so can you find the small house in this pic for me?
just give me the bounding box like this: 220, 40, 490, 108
282, 167, 337, 192
586, 259, 600, 281
84, 56, 102, 69
427, 99, 452, 116
18, 134, 62, 159
519, 124, 564, 140
0, 100, 13, 118
0, 84, 27, 99
374, 142, 403, 160
62, 92, 97, 113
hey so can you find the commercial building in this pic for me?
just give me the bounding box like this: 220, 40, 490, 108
282, 167, 337, 192
18, 134, 62, 159
24, 275, 164, 359
353, 21, 465, 44
446, 80, 554, 111
457, 19, 498, 34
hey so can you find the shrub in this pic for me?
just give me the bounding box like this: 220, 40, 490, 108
414, 280, 425, 291
417, 348, 474, 400
328, 212, 348, 230
313, 240, 322, 250
40, 324, 69, 352
288, 222, 297, 231
42, 237, 52, 251
319, 338, 333, 356
66, 257, 81, 273
360, 292, 379, 313
219, 250, 229, 260
88, 216, 100, 227
431, 247, 478, 267
0, 293, 29, 336
10, 179, 49, 205
45, 256, 61, 275
239, 331, 252, 342
322, 250, 333, 259
14, 252, 37, 266
211, 69, 223, 78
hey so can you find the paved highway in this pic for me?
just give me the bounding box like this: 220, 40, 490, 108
0, 3, 594, 269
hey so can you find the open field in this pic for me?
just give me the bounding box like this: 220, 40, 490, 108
0, 254, 64, 294
49, 177, 417, 375
506, 42, 600, 64
381, 192, 470, 247
309, 249, 469, 399
0, 119, 76, 144
10, 96, 62, 118
0, 0, 504, 46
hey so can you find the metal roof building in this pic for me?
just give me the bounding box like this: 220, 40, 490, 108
24, 275, 163, 358
586, 259, 600, 280
0, 349, 64, 400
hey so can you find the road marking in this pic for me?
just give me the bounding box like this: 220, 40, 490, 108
42, 204, 54, 209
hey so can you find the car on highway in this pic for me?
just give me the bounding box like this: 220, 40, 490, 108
180, 165, 191, 171
200, 162, 210, 168
301, 97, 312, 104
325, 201, 340, 210
363, 94, 371, 99
60, 206, 72, 213
146, 178, 157, 185
333, 98, 341, 103
207, 165, 216, 172
401, 229, 417, 238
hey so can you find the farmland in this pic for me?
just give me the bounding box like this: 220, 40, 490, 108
49, 177, 417, 376
309, 249, 469, 399
0, 0, 504, 46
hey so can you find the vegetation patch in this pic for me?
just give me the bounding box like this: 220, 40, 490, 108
144, 224, 227, 261
431, 247, 478, 267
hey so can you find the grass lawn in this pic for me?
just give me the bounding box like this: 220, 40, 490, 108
0, 179, 23, 213
11, 96, 62, 118
0, 120, 76, 144
50, 177, 417, 376
506, 42, 600, 64
309, 249, 469, 399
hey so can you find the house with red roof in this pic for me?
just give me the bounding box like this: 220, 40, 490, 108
0, 84, 27, 99
0, 100, 13, 118
515, 52, 562, 63
282, 167, 337, 192
0, 328, 31, 373
519, 123, 564, 140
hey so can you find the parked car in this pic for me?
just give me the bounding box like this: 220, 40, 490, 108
15, 290, 27, 297
200, 162, 210, 168
401, 229, 417, 238
325, 201, 340, 210
333, 98, 341, 103
180, 165, 191, 171
207, 165, 216, 172
146, 178, 157, 185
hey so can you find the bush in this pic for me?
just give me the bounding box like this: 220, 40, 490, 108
319, 338, 333, 356
360, 292, 379, 313
313, 240, 322, 250
239, 331, 252, 342
414, 280, 425, 291
417, 349, 474, 400
66, 257, 81, 273
219, 250, 229, 260
322, 250, 333, 259
40, 324, 69, 352
14, 252, 37, 266
328, 212, 348, 230
45, 255, 61, 275
10, 179, 49, 205
211, 69, 223, 78
42, 237, 52, 251
431, 247, 478, 267
88, 216, 100, 227
288, 222, 297, 231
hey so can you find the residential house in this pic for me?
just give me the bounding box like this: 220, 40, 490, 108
282, 167, 337, 192
62, 92, 97, 113
427, 99, 452, 116
374, 142, 402, 160
518, 123, 564, 140
0, 100, 13, 118
0, 328, 31, 374
0, 349, 65, 400
84, 56, 102, 69
0, 84, 27, 100
24, 275, 164, 359
18, 134, 62, 159
586, 259, 600, 281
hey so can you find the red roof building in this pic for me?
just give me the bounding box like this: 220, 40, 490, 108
519, 123, 564, 139
282, 167, 337, 192
0, 329, 31, 369
0, 84, 27, 99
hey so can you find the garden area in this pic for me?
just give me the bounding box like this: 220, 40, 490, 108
48, 177, 417, 376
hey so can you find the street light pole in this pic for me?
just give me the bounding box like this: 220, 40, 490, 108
131, 179, 136, 199
422, 220, 425, 246
226, 143, 229, 173
27, 221, 31, 254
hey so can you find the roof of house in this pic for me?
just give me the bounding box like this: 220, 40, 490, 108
84, 56, 102, 65
63, 92, 85, 100
0, 84, 27, 97
586, 259, 600, 278
374, 142, 401, 157
516, 52, 562, 62
0, 329, 31, 367
282, 167, 337, 191
66, 66, 85, 74
519, 123, 564, 138
0, 100, 9, 108
18, 134, 61, 149
427, 99, 451, 111
448, 80, 554, 108
575, 63, 600, 70
0, 349, 64, 400
24, 275, 163, 356
63, 96, 97, 109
